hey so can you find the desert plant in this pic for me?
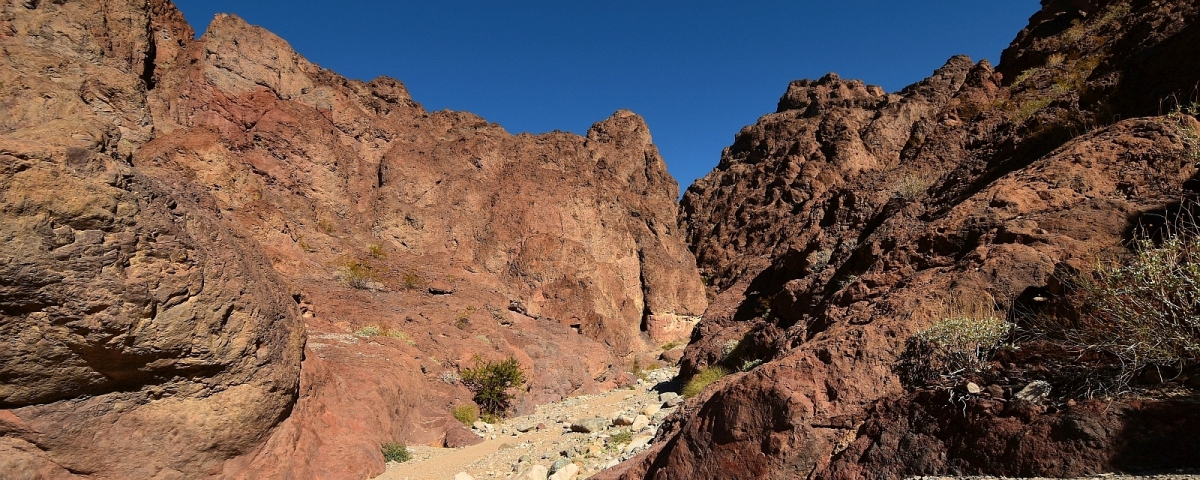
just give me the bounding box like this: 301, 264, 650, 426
1049, 207, 1200, 389
381, 442, 412, 463
609, 430, 633, 446
893, 175, 929, 201
368, 243, 387, 259
401, 270, 422, 290
913, 303, 1013, 378
355, 325, 382, 337
339, 259, 379, 290
682, 366, 730, 398
455, 306, 476, 329
806, 249, 832, 272
661, 341, 682, 351
386, 330, 416, 346
459, 356, 526, 417
452, 404, 479, 426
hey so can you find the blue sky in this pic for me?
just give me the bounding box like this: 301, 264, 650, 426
171, 1, 1041, 192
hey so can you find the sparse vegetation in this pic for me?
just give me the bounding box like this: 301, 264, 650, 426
682, 366, 730, 398
893, 175, 929, 201
387, 329, 416, 346
368, 243, 387, 259
1042, 204, 1200, 390
1167, 101, 1200, 163
460, 356, 526, 417
452, 404, 479, 426
661, 341, 682, 351
609, 430, 633, 446
338, 259, 380, 290
297, 235, 316, 253
401, 270, 423, 290
806, 249, 832, 272
456, 306, 476, 329
317, 219, 336, 235
381, 442, 411, 463
911, 301, 1014, 379
355, 325, 382, 337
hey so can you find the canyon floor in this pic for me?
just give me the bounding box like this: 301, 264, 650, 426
377, 369, 681, 480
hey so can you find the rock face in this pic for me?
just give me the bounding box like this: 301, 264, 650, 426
0, 1, 703, 479
603, 1, 1200, 479
1, 1, 305, 478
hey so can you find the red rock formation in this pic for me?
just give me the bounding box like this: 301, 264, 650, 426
0, 1, 703, 478
603, 0, 1200, 478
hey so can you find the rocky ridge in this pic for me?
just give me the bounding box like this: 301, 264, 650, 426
603, 0, 1200, 479
0, 1, 703, 478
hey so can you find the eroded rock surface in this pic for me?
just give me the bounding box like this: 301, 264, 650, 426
603, 1, 1200, 479
0, 1, 703, 478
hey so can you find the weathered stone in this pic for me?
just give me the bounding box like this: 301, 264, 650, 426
1014, 381, 1052, 403
631, 414, 650, 431
570, 417, 609, 434
548, 462, 580, 480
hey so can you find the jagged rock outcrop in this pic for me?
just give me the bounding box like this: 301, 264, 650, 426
601, 0, 1200, 479
0, 1, 704, 478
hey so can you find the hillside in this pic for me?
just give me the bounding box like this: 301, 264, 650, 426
601, 0, 1200, 478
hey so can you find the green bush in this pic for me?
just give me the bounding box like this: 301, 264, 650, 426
682, 366, 730, 398
381, 442, 412, 463
913, 305, 1013, 377
452, 404, 479, 426
460, 356, 526, 418
609, 430, 633, 446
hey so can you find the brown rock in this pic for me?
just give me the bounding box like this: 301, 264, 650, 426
0, 1, 704, 479
617, 1, 1200, 479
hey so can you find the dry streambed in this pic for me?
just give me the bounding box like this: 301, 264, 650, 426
377, 368, 682, 480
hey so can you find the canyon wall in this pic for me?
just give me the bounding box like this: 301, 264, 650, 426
0, 1, 704, 478
603, 0, 1200, 478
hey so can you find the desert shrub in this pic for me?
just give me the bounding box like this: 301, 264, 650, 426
682, 366, 730, 398
661, 341, 682, 351
1050, 210, 1200, 389
455, 306, 476, 329
893, 175, 928, 201
386, 330, 416, 346
381, 442, 412, 463
609, 430, 633, 446
912, 304, 1013, 378
401, 270, 422, 290
460, 356, 526, 417
452, 404, 479, 426
1014, 97, 1055, 124
806, 249, 832, 272
368, 243, 387, 259
355, 325, 382, 337
339, 259, 379, 290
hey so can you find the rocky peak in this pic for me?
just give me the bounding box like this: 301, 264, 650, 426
776, 73, 887, 114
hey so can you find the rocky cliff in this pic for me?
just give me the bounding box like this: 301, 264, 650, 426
602, 0, 1200, 478
0, 1, 704, 478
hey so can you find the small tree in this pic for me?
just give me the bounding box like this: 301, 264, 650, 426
459, 356, 526, 418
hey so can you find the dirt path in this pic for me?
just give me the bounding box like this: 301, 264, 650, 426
376, 369, 680, 480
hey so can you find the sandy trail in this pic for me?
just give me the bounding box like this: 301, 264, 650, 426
376, 370, 675, 480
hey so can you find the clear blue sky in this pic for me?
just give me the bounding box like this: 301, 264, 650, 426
171, 1, 1041, 192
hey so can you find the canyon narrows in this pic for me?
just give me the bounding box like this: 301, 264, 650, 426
5, 0, 1200, 479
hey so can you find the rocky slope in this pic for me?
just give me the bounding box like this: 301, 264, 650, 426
0, 1, 704, 478
601, 0, 1200, 478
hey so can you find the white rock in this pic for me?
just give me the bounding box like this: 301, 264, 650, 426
547, 463, 579, 480
454, 473, 475, 480
473, 420, 487, 430
631, 414, 650, 431
509, 465, 548, 480
624, 434, 653, 453
612, 414, 635, 426
641, 404, 660, 417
